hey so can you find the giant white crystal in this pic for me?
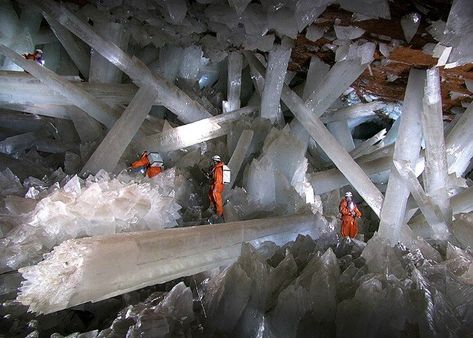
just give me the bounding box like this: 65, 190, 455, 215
0, 45, 119, 128
378, 69, 425, 244
89, 22, 129, 84
260, 42, 291, 124
33, 0, 212, 124
245, 51, 384, 216
223, 51, 242, 113
0, 169, 182, 273
421, 67, 451, 225
81, 86, 157, 175
17, 213, 323, 314
44, 14, 91, 79
138, 106, 256, 153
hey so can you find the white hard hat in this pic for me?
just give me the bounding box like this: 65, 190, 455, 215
345, 191, 353, 197
35, 49, 43, 54
212, 155, 221, 162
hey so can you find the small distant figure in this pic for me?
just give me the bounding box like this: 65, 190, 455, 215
339, 191, 362, 238
23, 49, 44, 66
206, 155, 231, 218
129, 151, 163, 178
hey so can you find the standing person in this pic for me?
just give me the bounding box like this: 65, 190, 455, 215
339, 191, 362, 238
208, 155, 225, 217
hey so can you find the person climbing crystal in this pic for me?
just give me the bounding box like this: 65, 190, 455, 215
23, 49, 44, 66
207, 155, 226, 218
129, 151, 163, 178
339, 191, 362, 238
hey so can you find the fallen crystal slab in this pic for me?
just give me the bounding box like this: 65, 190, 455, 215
138, 106, 256, 153
1, 169, 182, 273
0, 44, 119, 128
17, 213, 323, 314
310, 156, 392, 194
0, 71, 140, 107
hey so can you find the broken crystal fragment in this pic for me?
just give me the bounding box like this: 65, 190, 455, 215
267, 7, 298, 39
162, 0, 187, 24
334, 25, 365, 40
228, 0, 251, 15
400, 12, 421, 43
305, 25, 325, 42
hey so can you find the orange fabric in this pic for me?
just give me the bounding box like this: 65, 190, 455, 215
146, 166, 162, 178
339, 198, 362, 238
131, 153, 150, 168
208, 162, 224, 216
24, 53, 36, 60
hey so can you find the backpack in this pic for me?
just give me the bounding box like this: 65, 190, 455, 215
148, 152, 163, 166
223, 164, 231, 184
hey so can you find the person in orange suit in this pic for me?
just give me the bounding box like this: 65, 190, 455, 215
208, 155, 224, 217
339, 191, 362, 238
130, 151, 163, 178
23, 49, 44, 65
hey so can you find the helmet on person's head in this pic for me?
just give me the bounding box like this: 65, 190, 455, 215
345, 191, 353, 198
212, 155, 221, 162
35, 49, 43, 54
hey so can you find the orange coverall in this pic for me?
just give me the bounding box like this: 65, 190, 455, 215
208, 162, 224, 216
339, 198, 362, 238
130, 153, 162, 178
